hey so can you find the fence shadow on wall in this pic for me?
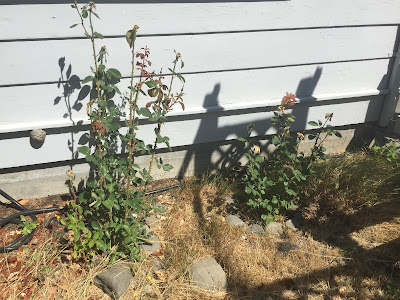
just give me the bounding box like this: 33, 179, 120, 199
177, 67, 323, 178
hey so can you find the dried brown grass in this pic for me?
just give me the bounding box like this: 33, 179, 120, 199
1, 153, 399, 299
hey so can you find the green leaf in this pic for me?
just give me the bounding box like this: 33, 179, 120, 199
77, 206, 83, 214
176, 73, 185, 83
106, 68, 122, 79
138, 107, 151, 118
105, 174, 113, 182
74, 230, 81, 242
308, 121, 319, 127
85, 154, 98, 165
78, 191, 89, 203
112, 85, 121, 95
98, 65, 106, 73
70, 24, 79, 28
82, 8, 88, 18
91, 220, 101, 230
96, 239, 105, 249
92, 11, 100, 19
308, 134, 317, 140
92, 232, 100, 240
82, 76, 94, 84
255, 155, 264, 162
103, 199, 114, 210
94, 32, 104, 39
287, 115, 296, 122
78, 146, 91, 155
108, 120, 121, 131
334, 131, 342, 138
144, 80, 157, 88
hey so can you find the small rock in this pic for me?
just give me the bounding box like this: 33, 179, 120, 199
53, 229, 70, 243
285, 218, 301, 231
246, 224, 264, 235
277, 241, 299, 254
143, 284, 153, 295
94, 263, 132, 300
151, 258, 165, 272
223, 195, 235, 206
189, 257, 227, 291
265, 222, 284, 236
140, 225, 161, 255
30, 239, 38, 245
225, 214, 246, 227
145, 215, 158, 227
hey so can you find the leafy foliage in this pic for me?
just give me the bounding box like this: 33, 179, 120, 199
238, 93, 341, 223
64, 1, 185, 261
371, 140, 400, 162
19, 216, 39, 236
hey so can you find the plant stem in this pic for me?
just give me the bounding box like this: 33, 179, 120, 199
127, 29, 138, 169
146, 56, 179, 179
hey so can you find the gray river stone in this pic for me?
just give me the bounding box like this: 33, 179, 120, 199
94, 263, 132, 300
225, 214, 246, 227
189, 257, 228, 291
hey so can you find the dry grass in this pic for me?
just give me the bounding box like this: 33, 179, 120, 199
1, 152, 400, 299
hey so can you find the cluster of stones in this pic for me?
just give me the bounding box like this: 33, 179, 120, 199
94, 197, 305, 299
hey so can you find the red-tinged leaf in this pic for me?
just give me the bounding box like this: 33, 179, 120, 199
151, 248, 164, 256
7, 256, 17, 264
148, 88, 158, 97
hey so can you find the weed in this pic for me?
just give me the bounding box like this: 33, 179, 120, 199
18, 216, 38, 236
371, 140, 400, 162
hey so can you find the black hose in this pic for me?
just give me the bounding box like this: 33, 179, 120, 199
0, 183, 180, 253
145, 183, 181, 195
0, 188, 66, 253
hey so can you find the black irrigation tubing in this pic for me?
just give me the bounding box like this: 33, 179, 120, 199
0, 183, 180, 253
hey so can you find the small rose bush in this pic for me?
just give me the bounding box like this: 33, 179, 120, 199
238, 93, 342, 223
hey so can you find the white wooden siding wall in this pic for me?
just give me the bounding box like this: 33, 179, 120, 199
0, 0, 400, 169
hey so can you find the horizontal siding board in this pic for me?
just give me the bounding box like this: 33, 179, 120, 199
0, 96, 384, 168
1, 1, 400, 39
1, 26, 397, 86
0, 59, 391, 132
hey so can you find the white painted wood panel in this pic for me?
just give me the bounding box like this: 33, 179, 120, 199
1, 26, 397, 86
0, 96, 385, 168
1, 1, 400, 40
0, 59, 391, 133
